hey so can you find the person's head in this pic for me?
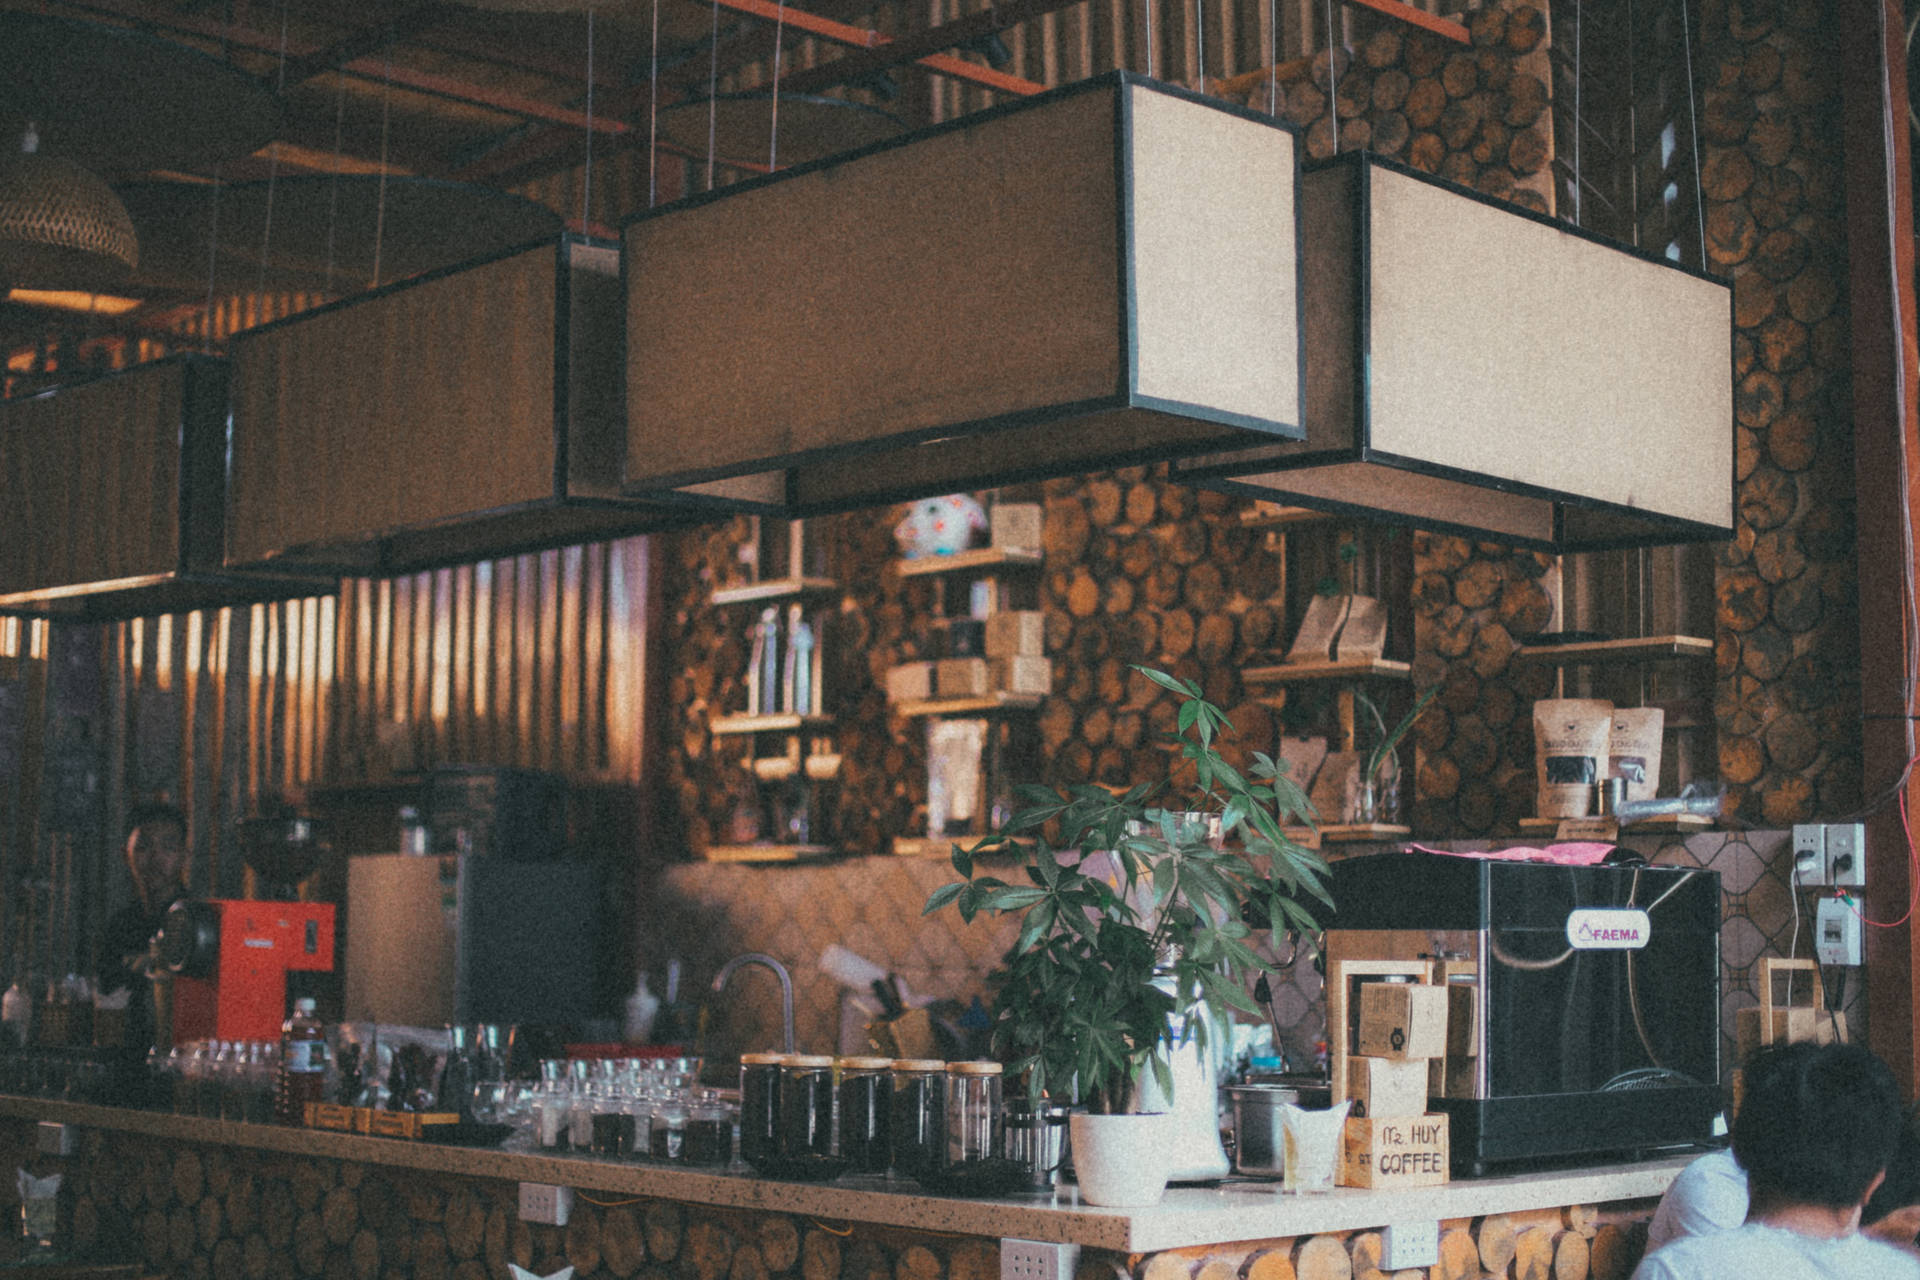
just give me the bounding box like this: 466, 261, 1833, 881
1865, 1127, 1920, 1245
1734, 1041, 1903, 1214
124, 802, 187, 910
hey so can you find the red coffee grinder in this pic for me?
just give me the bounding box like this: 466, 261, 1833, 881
160, 816, 335, 1044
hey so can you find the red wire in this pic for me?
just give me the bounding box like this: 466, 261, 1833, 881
1844, 787, 1920, 929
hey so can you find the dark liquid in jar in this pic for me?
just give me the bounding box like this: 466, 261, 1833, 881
839, 1074, 891, 1174
890, 1075, 943, 1178
592, 1111, 636, 1156
779, 1070, 834, 1158
651, 1122, 685, 1161
740, 1064, 781, 1169
685, 1117, 732, 1166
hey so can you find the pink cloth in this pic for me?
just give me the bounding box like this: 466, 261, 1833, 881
1408, 842, 1615, 865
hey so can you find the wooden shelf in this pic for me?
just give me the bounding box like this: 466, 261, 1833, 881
701, 843, 838, 864
1320, 823, 1413, 843
709, 576, 839, 606
1241, 658, 1413, 684
892, 835, 965, 858
893, 692, 1045, 717
1238, 504, 1331, 530
1512, 634, 1714, 666
894, 546, 1042, 577
709, 713, 835, 735
1282, 823, 1411, 847
1515, 813, 1713, 837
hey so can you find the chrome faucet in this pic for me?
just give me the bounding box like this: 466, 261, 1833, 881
710, 952, 796, 1054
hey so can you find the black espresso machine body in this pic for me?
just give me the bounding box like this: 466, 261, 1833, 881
1326, 853, 1722, 1175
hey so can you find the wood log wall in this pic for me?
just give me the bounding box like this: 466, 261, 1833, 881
0, 1121, 1659, 1280
1696, 0, 1861, 827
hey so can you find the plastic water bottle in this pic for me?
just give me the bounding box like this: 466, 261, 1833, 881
275, 998, 328, 1125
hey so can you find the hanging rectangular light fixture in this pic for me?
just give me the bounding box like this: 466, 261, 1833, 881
0, 356, 314, 619
226, 236, 725, 575
622, 72, 1305, 513
1176, 151, 1734, 551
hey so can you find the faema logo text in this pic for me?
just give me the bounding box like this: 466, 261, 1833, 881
1565, 907, 1652, 951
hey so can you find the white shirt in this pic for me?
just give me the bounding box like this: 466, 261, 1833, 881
1647, 1149, 1750, 1249
1631, 1222, 1920, 1280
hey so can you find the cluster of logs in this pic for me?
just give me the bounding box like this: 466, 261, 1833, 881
1132, 1205, 1645, 1280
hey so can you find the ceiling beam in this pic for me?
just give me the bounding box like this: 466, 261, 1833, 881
776, 0, 1082, 96
276, 3, 463, 87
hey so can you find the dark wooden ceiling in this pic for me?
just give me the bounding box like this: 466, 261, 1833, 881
1, 0, 1063, 369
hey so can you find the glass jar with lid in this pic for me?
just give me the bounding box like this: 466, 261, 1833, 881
889, 1059, 945, 1179
779, 1055, 837, 1158
738, 1052, 788, 1170
685, 1089, 735, 1166
836, 1057, 893, 1175
943, 1061, 1003, 1170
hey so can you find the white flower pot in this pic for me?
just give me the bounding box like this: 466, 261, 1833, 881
1069, 1112, 1175, 1207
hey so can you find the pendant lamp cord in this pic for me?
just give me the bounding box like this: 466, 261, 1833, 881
1678, 0, 1705, 266
201, 164, 223, 352
1195, 0, 1205, 92
1266, 0, 1276, 114
324, 58, 347, 294
1144, 0, 1155, 82
583, 6, 597, 236
649, 0, 661, 207
1572, 0, 1582, 224
707, 0, 722, 189
256, 0, 290, 303
770, 0, 787, 171
1323, 0, 1337, 153
372, 2, 395, 288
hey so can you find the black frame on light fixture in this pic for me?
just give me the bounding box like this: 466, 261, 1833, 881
620, 71, 1311, 517
1175, 149, 1735, 553
0, 355, 319, 620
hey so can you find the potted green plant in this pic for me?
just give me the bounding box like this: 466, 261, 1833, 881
925, 666, 1332, 1206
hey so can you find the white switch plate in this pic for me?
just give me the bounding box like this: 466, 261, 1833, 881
1001, 1239, 1078, 1280
1827, 823, 1867, 888
518, 1182, 572, 1226
1382, 1221, 1439, 1269
1792, 824, 1825, 886
1815, 896, 1863, 966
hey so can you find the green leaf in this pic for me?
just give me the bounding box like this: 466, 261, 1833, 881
950, 844, 974, 880
924, 881, 966, 916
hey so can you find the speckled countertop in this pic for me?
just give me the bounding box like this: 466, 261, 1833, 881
0, 1096, 1685, 1252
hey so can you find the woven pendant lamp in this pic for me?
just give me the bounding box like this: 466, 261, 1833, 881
0, 128, 137, 291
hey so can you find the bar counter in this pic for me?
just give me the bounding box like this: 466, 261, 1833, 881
0, 1094, 1682, 1277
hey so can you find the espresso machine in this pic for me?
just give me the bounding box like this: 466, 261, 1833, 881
156, 816, 337, 1044
1325, 852, 1722, 1175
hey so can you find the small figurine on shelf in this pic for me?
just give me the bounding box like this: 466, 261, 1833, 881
893, 494, 987, 559
786, 614, 815, 716
748, 606, 781, 715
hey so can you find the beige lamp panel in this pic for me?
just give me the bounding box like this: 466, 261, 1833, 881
228, 246, 559, 566
0, 362, 181, 592
1126, 86, 1299, 424
1364, 166, 1733, 530
626, 88, 1122, 486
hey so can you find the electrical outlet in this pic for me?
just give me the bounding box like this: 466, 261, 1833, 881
1001, 1239, 1079, 1280
1815, 896, 1863, 967
1381, 1221, 1439, 1269
518, 1183, 572, 1226
1792, 824, 1826, 886
1827, 822, 1867, 889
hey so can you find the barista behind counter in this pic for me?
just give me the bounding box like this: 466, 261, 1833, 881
93, 802, 190, 1051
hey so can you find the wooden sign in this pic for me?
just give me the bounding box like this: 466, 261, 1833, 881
1555, 816, 1618, 842
1341, 1113, 1450, 1188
